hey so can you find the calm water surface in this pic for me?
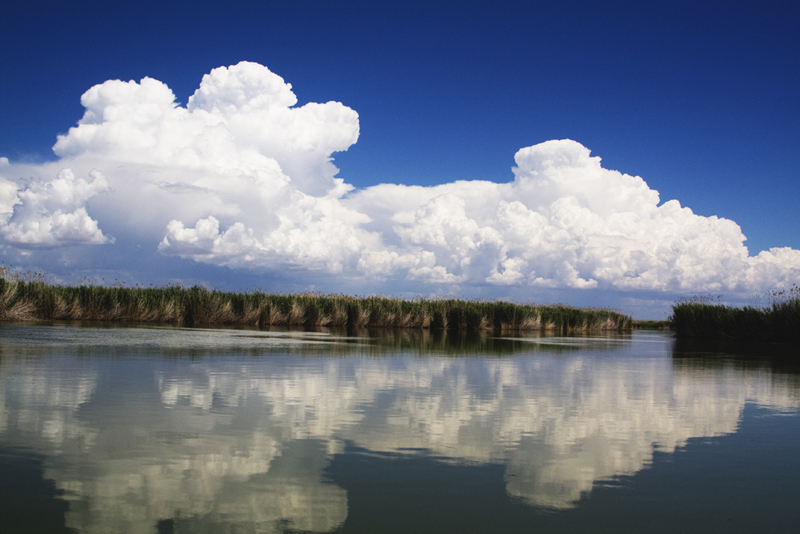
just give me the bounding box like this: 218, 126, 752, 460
0, 324, 798, 533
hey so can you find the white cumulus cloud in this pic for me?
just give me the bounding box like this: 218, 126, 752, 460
346, 139, 800, 292
0, 168, 112, 247
0, 61, 798, 297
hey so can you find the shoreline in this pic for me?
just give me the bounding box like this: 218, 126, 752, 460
0, 277, 632, 332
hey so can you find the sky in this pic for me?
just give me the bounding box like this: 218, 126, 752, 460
0, 0, 798, 318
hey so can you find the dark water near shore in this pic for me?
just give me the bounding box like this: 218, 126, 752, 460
1, 324, 798, 533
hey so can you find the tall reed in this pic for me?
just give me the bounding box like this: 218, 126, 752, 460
671, 285, 800, 343
0, 268, 631, 331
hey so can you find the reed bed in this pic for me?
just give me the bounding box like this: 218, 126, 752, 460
0, 271, 631, 332
671, 285, 800, 343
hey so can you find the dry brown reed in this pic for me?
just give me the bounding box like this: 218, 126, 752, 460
0, 267, 632, 332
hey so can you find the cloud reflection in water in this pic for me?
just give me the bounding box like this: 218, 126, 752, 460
0, 327, 798, 532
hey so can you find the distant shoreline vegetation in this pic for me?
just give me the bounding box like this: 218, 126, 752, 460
0, 269, 632, 332
670, 286, 800, 344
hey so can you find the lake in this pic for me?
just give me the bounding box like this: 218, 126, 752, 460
1, 324, 798, 533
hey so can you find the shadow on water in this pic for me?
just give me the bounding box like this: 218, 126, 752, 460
671, 336, 800, 377
0, 446, 74, 534
0, 322, 634, 360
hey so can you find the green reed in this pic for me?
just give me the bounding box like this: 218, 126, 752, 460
670, 285, 800, 343
0, 267, 630, 331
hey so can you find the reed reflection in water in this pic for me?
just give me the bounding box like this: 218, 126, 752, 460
0, 325, 798, 533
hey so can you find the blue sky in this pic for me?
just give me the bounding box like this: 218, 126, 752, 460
0, 0, 798, 318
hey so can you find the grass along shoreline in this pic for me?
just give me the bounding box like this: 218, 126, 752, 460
670, 286, 800, 344
0, 274, 631, 332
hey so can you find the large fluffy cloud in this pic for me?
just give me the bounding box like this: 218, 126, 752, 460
0, 61, 797, 295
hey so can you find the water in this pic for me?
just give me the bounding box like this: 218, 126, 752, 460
0, 324, 798, 533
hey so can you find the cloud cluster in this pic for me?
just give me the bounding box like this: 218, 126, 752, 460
0, 168, 112, 247
0, 61, 797, 294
